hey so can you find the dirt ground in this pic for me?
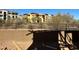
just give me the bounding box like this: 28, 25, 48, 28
0, 29, 33, 50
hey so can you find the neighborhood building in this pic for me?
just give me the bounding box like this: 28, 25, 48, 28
0, 9, 53, 24
0, 9, 18, 20
23, 13, 53, 23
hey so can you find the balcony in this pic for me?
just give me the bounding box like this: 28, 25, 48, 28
0, 15, 3, 17
0, 13, 2, 15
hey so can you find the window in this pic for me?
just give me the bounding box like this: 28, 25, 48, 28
4, 12, 6, 20
8, 12, 11, 14
12, 16, 14, 19
0, 11, 2, 13
0, 15, 3, 17
16, 16, 17, 18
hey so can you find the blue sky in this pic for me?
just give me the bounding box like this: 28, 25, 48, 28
8, 9, 79, 20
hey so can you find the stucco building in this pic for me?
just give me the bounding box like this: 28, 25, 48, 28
0, 10, 18, 20
23, 13, 52, 23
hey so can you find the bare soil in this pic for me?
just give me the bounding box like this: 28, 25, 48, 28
0, 29, 33, 50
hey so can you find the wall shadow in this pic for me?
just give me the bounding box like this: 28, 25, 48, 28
72, 31, 79, 49
28, 31, 59, 50
66, 31, 79, 49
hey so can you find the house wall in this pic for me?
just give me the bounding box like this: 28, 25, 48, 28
23, 13, 50, 23
0, 10, 18, 20
0, 10, 8, 20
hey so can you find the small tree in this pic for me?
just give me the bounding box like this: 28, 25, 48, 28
15, 18, 25, 28
51, 13, 74, 30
